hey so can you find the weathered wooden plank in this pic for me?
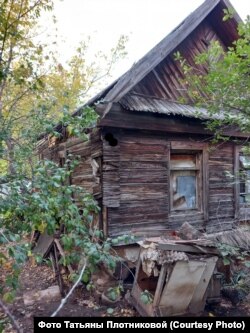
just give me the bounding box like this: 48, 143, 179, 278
208, 207, 234, 217
203, 146, 209, 222
33, 232, 54, 258
239, 207, 250, 221
120, 142, 167, 154
209, 188, 234, 195
109, 211, 169, 223
171, 141, 207, 150
120, 161, 168, 170
169, 210, 204, 218
158, 260, 207, 315
110, 199, 168, 215
209, 182, 233, 189
234, 145, 240, 219
67, 140, 90, 150
108, 224, 169, 237
209, 195, 233, 203
121, 152, 167, 162
103, 139, 120, 207
157, 243, 219, 255
120, 183, 167, 201
188, 256, 218, 314
100, 109, 212, 135
118, 130, 168, 144
120, 169, 168, 183
206, 219, 236, 233
209, 201, 234, 209
65, 137, 85, 148
90, 128, 101, 142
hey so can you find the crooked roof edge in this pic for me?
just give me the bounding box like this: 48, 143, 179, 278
96, 0, 241, 117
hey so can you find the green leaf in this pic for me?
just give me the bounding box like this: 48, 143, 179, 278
140, 293, 150, 304
82, 269, 91, 284
103, 243, 111, 252
244, 261, 250, 268
3, 291, 16, 303
86, 282, 95, 291
223, 257, 231, 266
140, 290, 153, 304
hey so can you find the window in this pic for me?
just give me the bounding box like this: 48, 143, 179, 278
239, 154, 250, 203
170, 152, 202, 211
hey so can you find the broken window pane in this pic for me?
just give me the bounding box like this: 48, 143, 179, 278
240, 155, 250, 168
172, 171, 196, 209
239, 163, 250, 203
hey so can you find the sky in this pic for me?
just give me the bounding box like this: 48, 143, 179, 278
42, 0, 250, 81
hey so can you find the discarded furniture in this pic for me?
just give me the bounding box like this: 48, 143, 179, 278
131, 238, 219, 316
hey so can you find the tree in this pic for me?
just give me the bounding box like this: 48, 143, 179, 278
0, 0, 53, 173
175, 14, 250, 136
0, 0, 128, 317
0, 0, 128, 177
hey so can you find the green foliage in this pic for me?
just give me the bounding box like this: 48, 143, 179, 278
217, 242, 250, 267
0, 0, 128, 302
106, 285, 123, 301
0, 158, 121, 296
106, 308, 114, 315
244, 261, 250, 268
86, 281, 95, 292
0, 5, 129, 326
140, 290, 153, 304
222, 8, 235, 21
175, 16, 250, 135
82, 268, 91, 284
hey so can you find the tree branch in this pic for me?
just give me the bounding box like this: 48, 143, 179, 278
7, 0, 47, 32
51, 258, 87, 317
0, 298, 23, 333
0, 0, 15, 66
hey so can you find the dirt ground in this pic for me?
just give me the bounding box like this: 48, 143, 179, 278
1, 259, 250, 333
1, 260, 137, 332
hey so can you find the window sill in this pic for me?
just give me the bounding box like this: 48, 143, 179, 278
169, 209, 202, 216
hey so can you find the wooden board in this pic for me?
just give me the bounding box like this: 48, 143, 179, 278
188, 256, 218, 313
33, 232, 54, 258
157, 243, 219, 255
158, 260, 207, 316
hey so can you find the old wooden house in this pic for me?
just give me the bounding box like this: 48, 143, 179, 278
38, 0, 249, 241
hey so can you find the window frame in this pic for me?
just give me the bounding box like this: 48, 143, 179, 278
239, 153, 250, 204
169, 141, 208, 218
170, 152, 201, 211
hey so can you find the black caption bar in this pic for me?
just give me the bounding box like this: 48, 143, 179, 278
34, 317, 249, 332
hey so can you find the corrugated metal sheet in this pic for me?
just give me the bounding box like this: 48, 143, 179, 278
120, 94, 220, 120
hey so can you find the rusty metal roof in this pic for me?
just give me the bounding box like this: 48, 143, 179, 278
120, 94, 219, 120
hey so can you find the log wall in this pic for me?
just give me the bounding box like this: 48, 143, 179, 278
207, 142, 236, 232
39, 129, 102, 197
103, 130, 169, 237
39, 127, 239, 238
102, 129, 237, 237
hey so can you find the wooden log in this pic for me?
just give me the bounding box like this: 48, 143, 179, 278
23, 285, 61, 306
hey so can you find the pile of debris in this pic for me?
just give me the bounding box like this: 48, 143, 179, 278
131, 236, 220, 316
32, 232, 74, 296
130, 223, 250, 316
31, 222, 250, 316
